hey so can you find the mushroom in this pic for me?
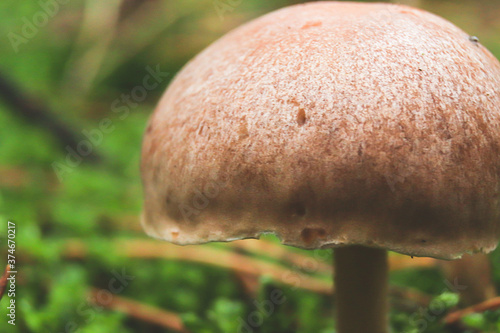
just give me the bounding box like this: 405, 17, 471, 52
140, 2, 500, 332
440, 254, 497, 306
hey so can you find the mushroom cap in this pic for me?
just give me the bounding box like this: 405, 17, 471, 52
141, 1, 500, 259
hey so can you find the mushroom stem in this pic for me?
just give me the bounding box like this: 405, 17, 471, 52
334, 245, 388, 333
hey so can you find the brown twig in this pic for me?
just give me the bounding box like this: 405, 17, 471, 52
0, 167, 29, 188
0, 264, 10, 301
63, 239, 437, 305
115, 216, 438, 275
88, 287, 189, 332
444, 296, 500, 325
231, 240, 436, 274
64, 239, 332, 294
229, 239, 332, 274
389, 254, 436, 271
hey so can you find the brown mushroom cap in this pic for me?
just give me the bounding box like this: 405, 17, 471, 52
141, 1, 500, 259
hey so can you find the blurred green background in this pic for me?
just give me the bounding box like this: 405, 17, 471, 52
1, 0, 500, 332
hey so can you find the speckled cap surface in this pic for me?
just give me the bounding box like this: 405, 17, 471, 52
141, 1, 500, 259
